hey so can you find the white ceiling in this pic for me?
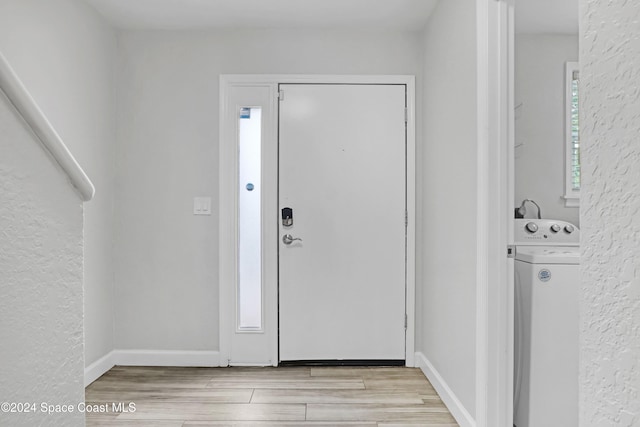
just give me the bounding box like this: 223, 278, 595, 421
516, 0, 579, 34
83, 0, 440, 31
84, 0, 578, 34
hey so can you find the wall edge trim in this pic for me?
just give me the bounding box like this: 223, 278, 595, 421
114, 350, 221, 367
0, 51, 95, 201
84, 350, 222, 387
415, 351, 476, 427
84, 350, 116, 387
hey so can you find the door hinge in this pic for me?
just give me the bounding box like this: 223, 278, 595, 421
405, 210, 408, 227
278, 90, 284, 101
507, 245, 516, 258
404, 314, 408, 329
404, 108, 408, 123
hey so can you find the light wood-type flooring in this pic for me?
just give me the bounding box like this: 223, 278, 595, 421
85, 366, 459, 427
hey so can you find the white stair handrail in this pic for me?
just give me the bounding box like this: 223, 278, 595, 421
0, 51, 95, 201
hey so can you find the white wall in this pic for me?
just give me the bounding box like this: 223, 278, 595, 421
115, 29, 422, 352
417, 0, 477, 418
0, 91, 84, 427
515, 34, 579, 225
0, 0, 118, 369
579, 1, 640, 425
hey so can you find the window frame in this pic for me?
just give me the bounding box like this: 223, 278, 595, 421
564, 61, 580, 207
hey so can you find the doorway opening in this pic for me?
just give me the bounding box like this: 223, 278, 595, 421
219, 75, 417, 368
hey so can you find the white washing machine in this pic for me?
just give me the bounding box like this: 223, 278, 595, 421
513, 219, 580, 427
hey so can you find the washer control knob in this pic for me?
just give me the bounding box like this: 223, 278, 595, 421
525, 222, 538, 233
564, 224, 575, 234
550, 224, 561, 233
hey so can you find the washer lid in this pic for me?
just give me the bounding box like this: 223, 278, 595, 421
515, 246, 580, 264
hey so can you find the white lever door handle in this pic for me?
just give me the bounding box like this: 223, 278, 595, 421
282, 234, 303, 245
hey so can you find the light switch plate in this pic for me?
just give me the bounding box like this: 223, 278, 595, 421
193, 197, 212, 215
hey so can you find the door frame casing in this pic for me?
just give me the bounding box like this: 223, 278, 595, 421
476, 0, 515, 426
219, 75, 416, 367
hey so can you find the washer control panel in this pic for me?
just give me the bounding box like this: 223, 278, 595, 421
514, 219, 580, 246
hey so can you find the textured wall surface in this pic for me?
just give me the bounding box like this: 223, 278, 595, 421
580, 0, 640, 425
0, 0, 118, 369
0, 92, 84, 425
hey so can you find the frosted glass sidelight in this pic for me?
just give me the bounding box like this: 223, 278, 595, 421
238, 107, 262, 330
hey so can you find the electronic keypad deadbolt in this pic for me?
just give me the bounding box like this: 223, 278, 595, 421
282, 207, 293, 227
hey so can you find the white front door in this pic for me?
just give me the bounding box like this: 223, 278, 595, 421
278, 84, 407, 362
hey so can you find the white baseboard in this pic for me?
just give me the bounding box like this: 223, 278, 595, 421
113, 349, 220, 367
84, 350, 116, 387
85, 350, 221, 387
415, 351, 476, 427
